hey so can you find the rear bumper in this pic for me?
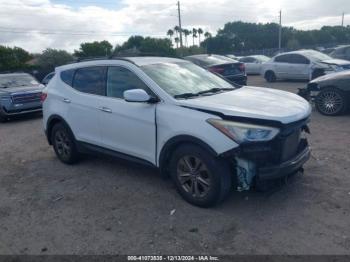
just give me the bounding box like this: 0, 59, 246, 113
225, 75, 247, 85
258, 145, 311, 180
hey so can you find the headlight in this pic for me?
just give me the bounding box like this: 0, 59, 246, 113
207, 118, 280, 144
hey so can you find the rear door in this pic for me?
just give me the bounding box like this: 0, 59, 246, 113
98, 66, 157, 164
273, 54, 292, 78
289, 54, 310, 80
65, 66, 106, 146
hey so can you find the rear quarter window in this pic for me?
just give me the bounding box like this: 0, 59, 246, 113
60, 69, 75, 86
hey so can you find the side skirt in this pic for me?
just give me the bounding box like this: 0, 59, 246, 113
76, 141, 157, 168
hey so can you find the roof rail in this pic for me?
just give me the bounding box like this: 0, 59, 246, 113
74, 56, 136, 65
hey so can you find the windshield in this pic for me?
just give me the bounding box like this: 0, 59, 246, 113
302, 50, 332, 61
0, 74, 39, 88
141, 62, 235, 98
254, 55, 270, 62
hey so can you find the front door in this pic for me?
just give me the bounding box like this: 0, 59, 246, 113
99, 66, 157, 164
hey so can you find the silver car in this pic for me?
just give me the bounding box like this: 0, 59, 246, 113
0, 73, 43, 122
261, 50, 350, 82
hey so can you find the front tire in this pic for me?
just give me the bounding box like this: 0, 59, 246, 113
315, 88, 348, 116
265, 71, 276, 82
51, 123, 80, 164
169, 144, 232, 207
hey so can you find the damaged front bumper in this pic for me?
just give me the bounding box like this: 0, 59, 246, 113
258, 142, 310, 180
222, 118, 311, 191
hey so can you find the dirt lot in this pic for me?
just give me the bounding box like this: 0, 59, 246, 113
0, 76, 350, 255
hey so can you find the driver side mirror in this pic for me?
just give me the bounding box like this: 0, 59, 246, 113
124, 89, 158, 103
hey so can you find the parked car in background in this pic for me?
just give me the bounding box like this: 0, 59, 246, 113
262, 50, 350, 82
238, 55, 270, 75
330, 45, 350, 61
184, 54, 247, 85
298, 70, 350, 116
0, 73, 44, 122
42, 72, 55, 86
42, 57, 311, 207
225, 54, 240, 60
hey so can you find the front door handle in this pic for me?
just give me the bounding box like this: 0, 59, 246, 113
98, 107, 112, 113
63, 98, 71, 103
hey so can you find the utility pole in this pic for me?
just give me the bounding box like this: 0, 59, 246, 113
342, 12, 345, 27
177, 1, 183, 49
278, 10, 282, 52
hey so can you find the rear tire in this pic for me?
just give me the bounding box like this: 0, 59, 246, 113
51, 123, 80, 164
265, 71, 276, 82
315, 87, 348, 116
0, 114, 7, 123
169, 144, 232, 207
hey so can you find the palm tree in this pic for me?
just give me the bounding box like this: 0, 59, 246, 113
197, 28, 203, 45
174, 26, 180, 38
183, 29, 190, 47
204, 31, 212, 39
174, 37, 180, 49
192, 28, 197, 46
167, 29, 174, 43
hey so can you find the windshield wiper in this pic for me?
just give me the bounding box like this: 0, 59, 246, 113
174, 92, 200, 99
197, 87, 235, 95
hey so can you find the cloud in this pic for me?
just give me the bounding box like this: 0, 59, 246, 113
0, 0, 348, 53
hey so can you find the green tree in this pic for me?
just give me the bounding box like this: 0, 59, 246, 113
197, 28, 203, 45
36, 48, 74, 73
174, 37, 180, 49
0, 46, 32, 72
74, 40, 113, 58
204, 32, 212, 39
192, 28, 198, 46
183, 29, 191, 47
167, 29, 174, 44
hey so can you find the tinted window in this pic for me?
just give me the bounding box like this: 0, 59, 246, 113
107, 67, 151, 99
61, 69, 75, 86
240, 57, 255, 63
291, 54, 310, 64
275, 54, 292, 63
186, 55, 236, 67
73, 67, 106, 96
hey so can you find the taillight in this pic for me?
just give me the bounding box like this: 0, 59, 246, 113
239, 63, 245, 72
209, 67, 225, 74
41, 92, 48, 102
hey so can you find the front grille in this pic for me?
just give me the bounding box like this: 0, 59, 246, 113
280, 129, 301, 161
11, 92, 41, 104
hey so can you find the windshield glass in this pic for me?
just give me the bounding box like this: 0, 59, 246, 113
141, 62, 235, 98
254, 55, 270, 62
0, 74, 39, 88
302, 50, 332, 61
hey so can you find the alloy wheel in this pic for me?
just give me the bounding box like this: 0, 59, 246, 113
177, 155, 211, 198
54, 129, 71, 159
317, 90, 343, 115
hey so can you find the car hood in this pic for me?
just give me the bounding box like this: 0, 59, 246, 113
0, 85, 43, 94
311, 70, 350, 83
320, 59, 350, 66
177, 86, 311, 124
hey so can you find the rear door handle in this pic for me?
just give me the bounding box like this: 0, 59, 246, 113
63, 98, 71, 103
98, 107, 112, 113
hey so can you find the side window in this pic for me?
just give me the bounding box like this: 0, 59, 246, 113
61, 69, 75, 86
240, 57, 255, 63
73, 66, 106, 96
106, 67, 152, 99
275, 55, 290, 63
291, 54, 310, 64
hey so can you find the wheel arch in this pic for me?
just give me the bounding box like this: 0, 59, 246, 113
46, 114, 75, 145
158, 135, 219, 176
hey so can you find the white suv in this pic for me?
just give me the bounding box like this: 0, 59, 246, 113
42, 57, 312, 207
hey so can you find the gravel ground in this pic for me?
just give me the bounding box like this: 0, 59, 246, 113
0, 75, 349, 255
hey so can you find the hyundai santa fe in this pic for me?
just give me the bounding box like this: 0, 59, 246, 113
42, 57, 312, 207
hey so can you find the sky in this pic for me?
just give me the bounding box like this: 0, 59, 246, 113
0, 0, 349, 53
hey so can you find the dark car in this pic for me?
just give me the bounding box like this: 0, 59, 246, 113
330, 45, 350, 61
184, 54, 247, 85
0, 73, 44, 122
298, 70, 350, 116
